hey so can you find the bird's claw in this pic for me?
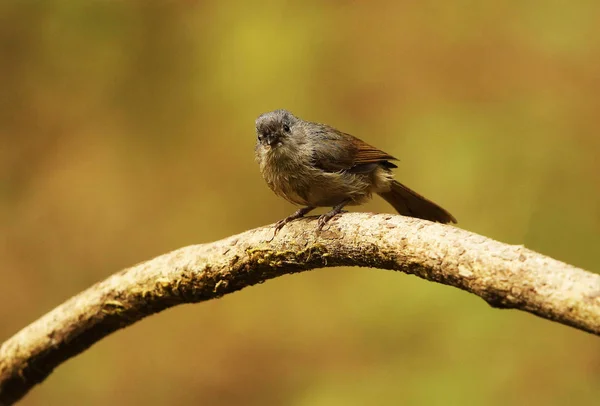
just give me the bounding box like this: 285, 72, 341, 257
316, 216, 329, 231
317, 206, 347, 231
316, 212, 337, 231
268, 207, 315, 241
274, 218, 289, 233
268, 219, 289, 242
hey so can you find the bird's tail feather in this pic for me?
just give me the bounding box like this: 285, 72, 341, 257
378, 180, 457, 224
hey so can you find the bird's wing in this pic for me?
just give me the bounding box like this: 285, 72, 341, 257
313, 127, 398, 173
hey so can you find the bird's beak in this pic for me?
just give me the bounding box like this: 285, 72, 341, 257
265, 134, 278, 147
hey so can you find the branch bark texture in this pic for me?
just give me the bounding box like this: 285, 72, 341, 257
1, 213, 599, 404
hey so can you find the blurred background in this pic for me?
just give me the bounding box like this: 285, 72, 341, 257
1, 1, 599, 405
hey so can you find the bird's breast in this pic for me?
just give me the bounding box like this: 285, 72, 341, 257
257, 145, 313, 205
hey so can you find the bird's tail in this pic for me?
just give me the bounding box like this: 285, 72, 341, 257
378, 180, 457, 224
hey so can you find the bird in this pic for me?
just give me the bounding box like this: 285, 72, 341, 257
254, 109, 456, 232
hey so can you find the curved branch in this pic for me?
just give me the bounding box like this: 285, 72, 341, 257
1, 213, 599, 404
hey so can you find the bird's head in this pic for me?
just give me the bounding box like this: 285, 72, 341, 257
255, 109, 299, 148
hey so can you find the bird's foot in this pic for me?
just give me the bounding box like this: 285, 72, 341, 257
316, 203, 348, 231
269, 206, 315, 241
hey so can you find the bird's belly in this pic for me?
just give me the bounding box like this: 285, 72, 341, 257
264, 168, 371, 207
304, 171, 373, 207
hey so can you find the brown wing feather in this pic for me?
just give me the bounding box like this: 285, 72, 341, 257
346, 133, 397, 163
312, 126, 398, 172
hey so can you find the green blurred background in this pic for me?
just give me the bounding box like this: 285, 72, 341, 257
1, 1, 599, 405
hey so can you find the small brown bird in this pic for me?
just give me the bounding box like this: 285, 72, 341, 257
254, 109, 456, 232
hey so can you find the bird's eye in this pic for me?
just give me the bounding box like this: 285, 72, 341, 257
283, 124, 290, 133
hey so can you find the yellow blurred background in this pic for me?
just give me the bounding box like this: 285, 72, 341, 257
1, 1, 599, 405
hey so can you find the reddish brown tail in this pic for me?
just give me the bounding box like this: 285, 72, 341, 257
378, 180, 457, 224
